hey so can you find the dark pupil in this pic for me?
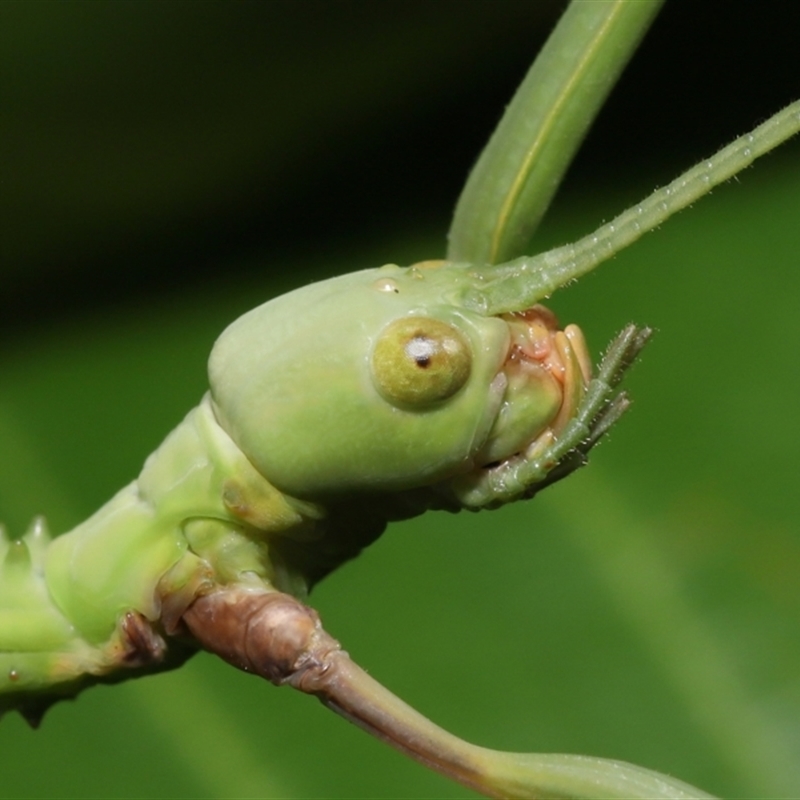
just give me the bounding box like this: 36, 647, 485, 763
406, 335, 436, 368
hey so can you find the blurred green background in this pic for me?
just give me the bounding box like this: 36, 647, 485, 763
2, 1, 800, 797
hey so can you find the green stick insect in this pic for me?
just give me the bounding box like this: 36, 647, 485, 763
3, 2, 800, 798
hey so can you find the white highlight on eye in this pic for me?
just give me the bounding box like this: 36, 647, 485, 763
406, 337, 435, 364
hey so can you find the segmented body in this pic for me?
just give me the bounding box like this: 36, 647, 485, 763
0, 396, 317, 718
0, 261, 597, 720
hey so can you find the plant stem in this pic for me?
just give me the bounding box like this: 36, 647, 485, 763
447, 0, 665, 265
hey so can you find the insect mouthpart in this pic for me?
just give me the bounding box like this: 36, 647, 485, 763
476, 306, 591, 466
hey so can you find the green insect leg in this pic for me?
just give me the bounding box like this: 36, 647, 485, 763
452, 324, 652, 508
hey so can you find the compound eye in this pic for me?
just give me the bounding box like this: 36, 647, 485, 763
371, 317, 471, 407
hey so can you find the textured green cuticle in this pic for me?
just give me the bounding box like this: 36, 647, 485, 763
0, 520, 74, 656
0, 396, 317, 716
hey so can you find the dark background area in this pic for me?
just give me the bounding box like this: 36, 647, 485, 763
3, 1, 800, 337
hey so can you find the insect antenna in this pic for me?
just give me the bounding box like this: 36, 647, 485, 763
464, 99, 800, 316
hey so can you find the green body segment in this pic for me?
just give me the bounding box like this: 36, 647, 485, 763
0, 396, 318, 715
44, 396, 293, 642
0, 520, 84, 698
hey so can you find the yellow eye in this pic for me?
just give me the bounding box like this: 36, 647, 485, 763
371, 317, 471, 406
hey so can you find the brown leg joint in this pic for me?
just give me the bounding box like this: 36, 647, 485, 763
181, 587, 342, 690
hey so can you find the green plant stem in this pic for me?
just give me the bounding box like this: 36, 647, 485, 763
447, 0, 664, 265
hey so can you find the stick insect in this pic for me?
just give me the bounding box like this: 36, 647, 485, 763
2, 2, 800, 798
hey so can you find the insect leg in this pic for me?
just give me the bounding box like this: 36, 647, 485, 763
452, 324, 651, 508
181, 583, 711, 799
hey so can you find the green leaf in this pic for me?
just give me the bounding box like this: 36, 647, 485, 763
447, 0, 664, 265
